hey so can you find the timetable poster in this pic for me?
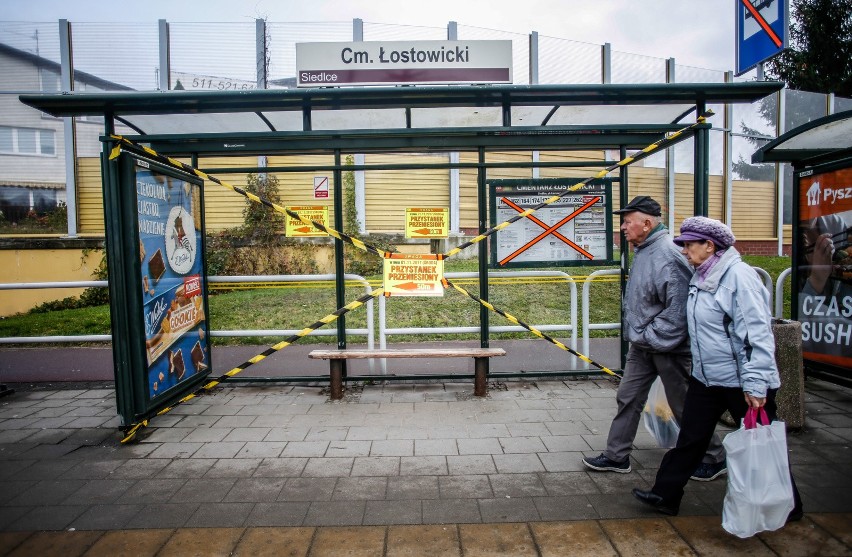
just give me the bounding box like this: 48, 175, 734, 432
491, 181, 612, 267
135, 160, 210, 400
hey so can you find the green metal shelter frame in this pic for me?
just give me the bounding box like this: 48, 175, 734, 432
21, 82, 783, 390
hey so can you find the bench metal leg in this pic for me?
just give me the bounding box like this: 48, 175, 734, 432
330, 360, 344, 400
474, 357, 488, 397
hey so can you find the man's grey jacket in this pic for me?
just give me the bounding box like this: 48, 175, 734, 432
623, 225, 692, 355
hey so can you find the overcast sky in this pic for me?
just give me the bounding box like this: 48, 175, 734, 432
4, 0, 740, 72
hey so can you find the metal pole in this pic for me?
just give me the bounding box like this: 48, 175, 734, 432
776, 88, 786, 255
59, 19, 77, 238
158, 19, 170, 91
619, 146, 629, 369
724, 71, 734, 226
530, 31, 540, 179
694, 101, 709, 216
256, 18, 267, 90
601, 43, 611, 84
665, 57, 676, 231
334, 149, 347, 349
478, 148, 489, 349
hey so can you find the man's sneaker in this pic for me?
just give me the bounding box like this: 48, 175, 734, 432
582, 454, 631, 473
690, 461, 727, 481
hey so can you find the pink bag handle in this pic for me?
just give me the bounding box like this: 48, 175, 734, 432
743, 407, 770, 429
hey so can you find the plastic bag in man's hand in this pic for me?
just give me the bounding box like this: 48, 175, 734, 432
642, 377, 680, 448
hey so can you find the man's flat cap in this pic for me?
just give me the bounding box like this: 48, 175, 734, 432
613, 195, 662, 216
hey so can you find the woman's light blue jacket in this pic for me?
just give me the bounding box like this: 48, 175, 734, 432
686, 247, 781, 397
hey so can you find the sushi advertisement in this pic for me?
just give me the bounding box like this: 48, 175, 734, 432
135, 159, 210, 400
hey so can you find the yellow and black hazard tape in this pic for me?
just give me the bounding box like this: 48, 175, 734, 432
107, 136, 392, 261
443, 111, 713, 259
120, 288, 385, 443
441, 278, 619, 379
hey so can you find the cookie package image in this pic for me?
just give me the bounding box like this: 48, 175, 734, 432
191, 341, 207, 372
169, 348, 186, 380
148, 249, 166, 283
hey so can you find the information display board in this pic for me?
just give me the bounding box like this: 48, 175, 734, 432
794, 159, 852, 378
489, 179, 614, 268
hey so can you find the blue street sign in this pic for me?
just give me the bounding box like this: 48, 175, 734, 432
736, 0, 789, 76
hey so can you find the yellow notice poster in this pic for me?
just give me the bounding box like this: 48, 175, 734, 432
383, 254, 445, 297
405, 208, 449, 238
286, 206, 329, 237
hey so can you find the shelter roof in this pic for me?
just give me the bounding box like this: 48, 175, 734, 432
20, 82, 783, 155
752, 109, 852, 165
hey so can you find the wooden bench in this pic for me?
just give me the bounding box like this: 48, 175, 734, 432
308, 348, 507, 400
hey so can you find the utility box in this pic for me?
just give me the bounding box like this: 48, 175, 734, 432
105, 151, 212, 428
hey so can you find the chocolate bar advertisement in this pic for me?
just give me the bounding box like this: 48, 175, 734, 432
136, 164, 210, 399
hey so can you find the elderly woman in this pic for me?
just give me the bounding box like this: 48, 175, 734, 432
632, 216, 803, 522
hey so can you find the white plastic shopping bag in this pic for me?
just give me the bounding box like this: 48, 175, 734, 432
721, 407, 794, 538
642, 377, 680, 448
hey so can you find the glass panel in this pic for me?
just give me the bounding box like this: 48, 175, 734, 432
611, 50, 665, 84
267, 22, 352, 88
39, 68, 60, 92
72, 22, 159, 91
538, 35, 601, 84
784, 89, 828, 131
0, 127, 12, 152
17, 128, 37, 154
170, 22, 256, 90
675, 65, 725, 84
39, 129, 55, 155
732, 134, 773, 181
0, 22, 60, 93
363, 22, 445, 41
457, 25, 528, 85
834, 95, 852, 113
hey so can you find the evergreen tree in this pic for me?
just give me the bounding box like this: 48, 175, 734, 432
766, 0, 852, 96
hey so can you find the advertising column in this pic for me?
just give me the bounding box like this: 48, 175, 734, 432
796, 162, 852, 374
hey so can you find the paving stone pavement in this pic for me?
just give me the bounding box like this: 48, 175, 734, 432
0, 375, 851, 556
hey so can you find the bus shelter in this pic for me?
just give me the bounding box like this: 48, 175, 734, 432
22, 82, 782, 429
753, 110, 852, 388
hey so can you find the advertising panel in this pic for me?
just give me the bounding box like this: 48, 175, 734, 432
489, 179, 614, 268
795, 162, 852, 374
135, 157, 211, 400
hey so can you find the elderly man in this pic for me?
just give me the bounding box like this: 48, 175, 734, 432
582, 196, 726, 481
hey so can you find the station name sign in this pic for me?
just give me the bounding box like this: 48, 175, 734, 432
296, 40, 513, 87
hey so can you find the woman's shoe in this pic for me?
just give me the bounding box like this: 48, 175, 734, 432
632, 488, 679, 516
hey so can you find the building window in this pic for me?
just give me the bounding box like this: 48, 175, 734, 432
0, 126, 56, 156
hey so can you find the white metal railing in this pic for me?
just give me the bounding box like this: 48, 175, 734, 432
379, 271, 578, 373
581, 269, 621, 370
0, 274, 375, 352
1, 268, 797, 369
753, 267, 773, 307
775, 267, 792, 319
